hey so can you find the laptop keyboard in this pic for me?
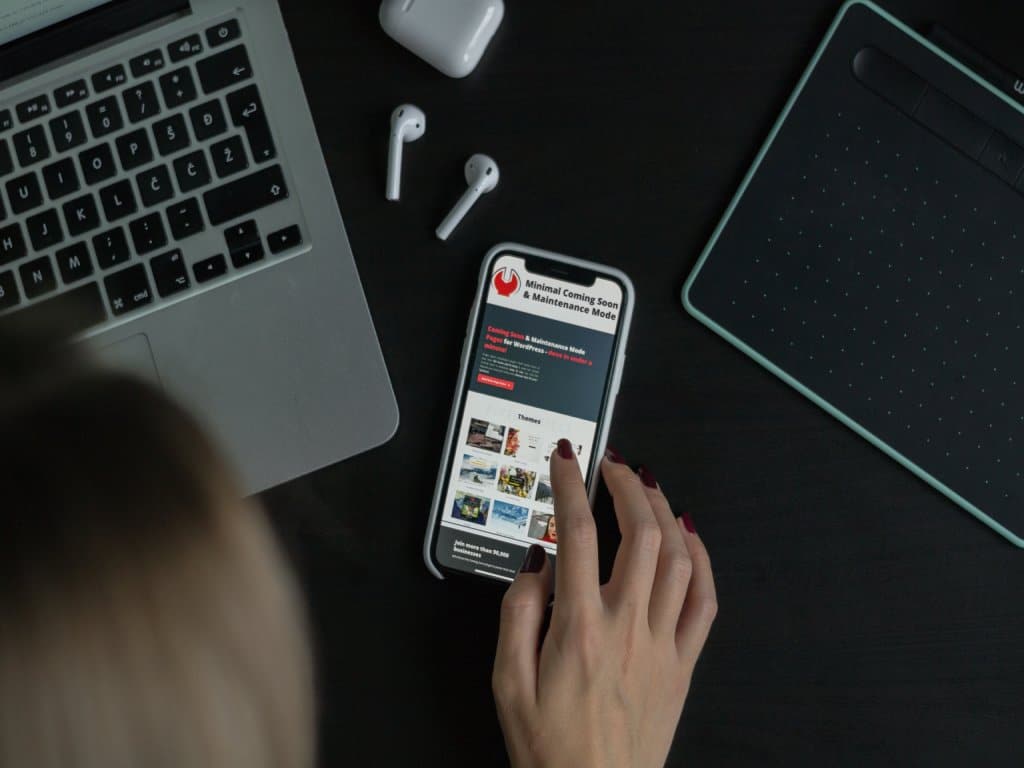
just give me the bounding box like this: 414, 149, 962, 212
0, 17, 305, 333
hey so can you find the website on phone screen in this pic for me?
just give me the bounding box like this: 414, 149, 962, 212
436, 254, 625, 581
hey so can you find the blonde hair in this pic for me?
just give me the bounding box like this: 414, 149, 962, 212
0, 332, 314, 768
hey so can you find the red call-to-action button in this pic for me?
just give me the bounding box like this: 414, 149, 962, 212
477, 373, 515, 391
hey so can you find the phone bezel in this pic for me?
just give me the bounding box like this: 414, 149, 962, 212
424, 243, 635, 582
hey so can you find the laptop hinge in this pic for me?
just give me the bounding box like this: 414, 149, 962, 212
0, 0, 189, 85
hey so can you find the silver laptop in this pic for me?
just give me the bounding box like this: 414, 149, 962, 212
0, 0, 399, 492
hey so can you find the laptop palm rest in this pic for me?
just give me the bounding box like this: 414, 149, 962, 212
95, 333, 162, 385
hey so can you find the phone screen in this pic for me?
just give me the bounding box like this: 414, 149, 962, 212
433, 252, 627, 581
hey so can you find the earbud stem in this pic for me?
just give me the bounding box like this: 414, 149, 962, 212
436, 187, 483, 240
386, 133, 403, 201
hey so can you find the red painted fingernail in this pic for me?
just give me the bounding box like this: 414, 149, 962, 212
637, 465, 658, 488
520, 544, 546, 574
557, 438, 574, 460
682, 512, 696, 534
605, 446, 626, 464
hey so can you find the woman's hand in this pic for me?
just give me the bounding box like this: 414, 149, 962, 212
493, 440, 717, 768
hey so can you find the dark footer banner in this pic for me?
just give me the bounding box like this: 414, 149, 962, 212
437, 525, 542, 580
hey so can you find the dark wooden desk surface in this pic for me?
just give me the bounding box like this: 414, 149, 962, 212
264, 2, 1024, 765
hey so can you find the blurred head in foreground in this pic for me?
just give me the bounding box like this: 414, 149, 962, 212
0, 328, 313, 768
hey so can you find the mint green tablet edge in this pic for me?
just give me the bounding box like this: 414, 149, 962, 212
681, 0, 1024, 548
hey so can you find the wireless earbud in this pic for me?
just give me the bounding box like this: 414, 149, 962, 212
436, 154, 499, 240
386, 104, 426, 201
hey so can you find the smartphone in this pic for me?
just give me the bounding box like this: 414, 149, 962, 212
424, 243, 634, 582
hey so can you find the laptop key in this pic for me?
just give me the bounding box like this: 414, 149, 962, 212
166, 197, 204, 239
169, 34, 203, 63
230, 242, 265, 269
0, 281, 105, 332
0, 140, 14, 177
225, 219, 259, 251
0, 110, 12, 133
54, 79, 89, 108
16, 94, 51, 123
13, 125, 50, 167
203, 164, 287, 225
49, 112, 88, 153
0, 270, 18, 310
197, 45, 252, 94
207, 18, 241, 47
152, 114, 190, 156
116, 129, 154, 171
189, 100, 227, 141
26, 209, 63, 251
173, 150, 211, 193
42, 158, 80, 200
92, 64, 127, 93
7, 173, 43, 215
129, 212, 167, 255
0, 223, 26, 265
150, 249, 191, 297
159, 67, 198, 109
99, 179, 138, 221
210, 135, 248, 177
92, 227, 131, 269
62, 193, 101, 237
104, 264, 152, 316
122, 82, 161, 124
55, 242, 94, 284
86, 96, 124, 138
193, 253, 226, 283
226, 85, 276, 162
79, 143, 117, 184
137, 165, 174, 207
268, 224, 302, 254
130, 49, 166, 78
19, 256, 57, 299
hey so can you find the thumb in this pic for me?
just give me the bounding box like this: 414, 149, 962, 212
493, 544, 553, 704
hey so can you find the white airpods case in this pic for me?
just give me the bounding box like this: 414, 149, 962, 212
379, 0, 505, 78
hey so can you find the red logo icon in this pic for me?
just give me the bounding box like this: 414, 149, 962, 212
493, 267, 520, 297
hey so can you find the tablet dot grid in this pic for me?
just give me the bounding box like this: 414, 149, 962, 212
691, 94, 1024, 529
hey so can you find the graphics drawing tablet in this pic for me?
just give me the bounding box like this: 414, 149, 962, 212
684, 0, 1024, 547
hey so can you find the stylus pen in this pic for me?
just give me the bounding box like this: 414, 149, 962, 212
928, 25, 1024, 107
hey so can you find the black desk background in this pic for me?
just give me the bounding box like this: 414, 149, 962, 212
263, 2, 1024, 765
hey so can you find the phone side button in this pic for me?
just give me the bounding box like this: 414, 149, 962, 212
611, 355, 625, 395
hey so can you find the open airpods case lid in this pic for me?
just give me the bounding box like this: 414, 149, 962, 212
380, 0, 505, 78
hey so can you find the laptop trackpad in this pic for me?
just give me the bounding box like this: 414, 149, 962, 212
95, 333, 162, 385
